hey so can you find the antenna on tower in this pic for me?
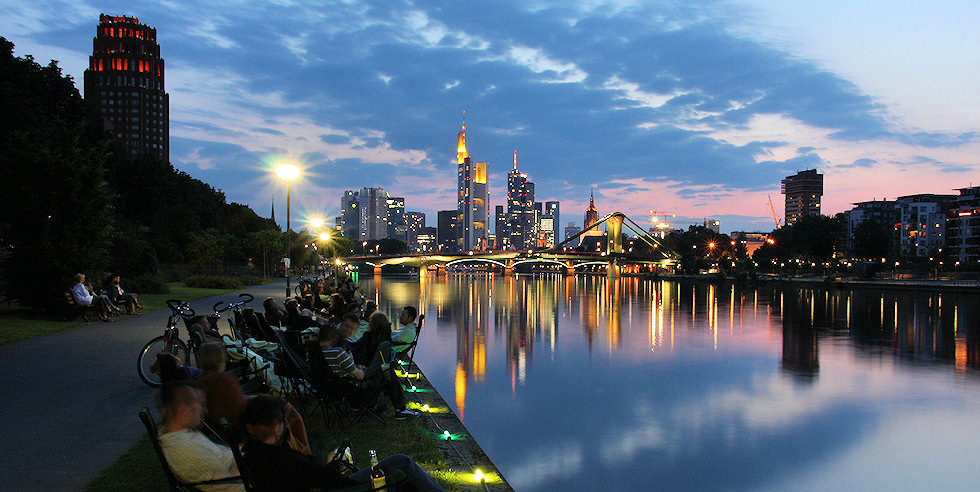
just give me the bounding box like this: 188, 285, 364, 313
462, 110, 466, 131
514, 150, 517, 170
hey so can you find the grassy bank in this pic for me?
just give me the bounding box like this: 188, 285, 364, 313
84, 399, 461, 491
0, 282, 243, 345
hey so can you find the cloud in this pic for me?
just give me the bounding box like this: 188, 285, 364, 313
9, 0, 979, 229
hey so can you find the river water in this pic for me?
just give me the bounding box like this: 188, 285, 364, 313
363, 274, 980, 491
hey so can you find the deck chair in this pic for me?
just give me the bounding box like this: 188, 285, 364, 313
219, 417, 255, 491
306, 341, 388, 428
272, 330, 316, 410
139, 407, 244, 492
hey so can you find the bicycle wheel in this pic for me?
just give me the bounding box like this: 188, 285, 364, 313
137, 335, 189, 387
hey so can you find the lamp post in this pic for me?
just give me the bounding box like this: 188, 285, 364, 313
276, 164, 300, 297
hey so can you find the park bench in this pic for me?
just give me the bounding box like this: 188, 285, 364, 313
64, 291, 101, 321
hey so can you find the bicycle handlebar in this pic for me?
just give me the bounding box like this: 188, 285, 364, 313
239, 293, 254, 303
213, 301, 230, 313
165, 299, 196, 317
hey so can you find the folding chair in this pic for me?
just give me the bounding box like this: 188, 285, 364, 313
139, 407, 244, 492
306, 341, 388, 429
392, 314, 424, 381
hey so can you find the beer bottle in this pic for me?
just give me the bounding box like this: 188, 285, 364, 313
368, 449, 386, 489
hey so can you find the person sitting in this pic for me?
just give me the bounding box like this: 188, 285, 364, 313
262, 297, 288, 329
70, 273, 114, 322
195, 343, 310, 454
391, 306, 419, 345
284, 298, 321, 331
350, 311, 392, 366
317, 322, 419, 421
241, 395, 446, 492
347, 302, 369, 342
103, 273, 142, 314
157, 381, 243, 492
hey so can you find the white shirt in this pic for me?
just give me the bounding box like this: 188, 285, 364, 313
71, 283, 93, 306
158, 428, 242, 492
391, 321, 417, 344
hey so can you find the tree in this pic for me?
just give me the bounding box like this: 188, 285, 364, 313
186, 229, 230, 274
0, 38, 114, 309
851, 220, 894, 260
245, 229, 283, 278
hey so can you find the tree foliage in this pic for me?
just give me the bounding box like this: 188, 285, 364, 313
0, 38, 279, 309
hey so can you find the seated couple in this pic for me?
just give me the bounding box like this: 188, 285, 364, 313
158, 381, 444, 491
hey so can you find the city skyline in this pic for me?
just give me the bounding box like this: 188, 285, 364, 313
4, 1, 978, 233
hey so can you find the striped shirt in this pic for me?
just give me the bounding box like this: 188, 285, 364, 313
321, 346, 356, 379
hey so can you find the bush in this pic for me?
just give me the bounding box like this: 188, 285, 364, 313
240, 275, 264, 286
123, 275, 170, 294
183, 275, 242, 290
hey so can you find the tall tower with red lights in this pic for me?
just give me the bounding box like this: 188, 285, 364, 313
83, 14, 169, 162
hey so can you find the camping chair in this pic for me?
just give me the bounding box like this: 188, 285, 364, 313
272, 330, 316, 411
219, 417, 256, 491
306, 341, 388, 429
139, 407, 244, 492
391, 314, 424, 381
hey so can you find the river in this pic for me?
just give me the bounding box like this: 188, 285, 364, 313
361, 274, 980, 491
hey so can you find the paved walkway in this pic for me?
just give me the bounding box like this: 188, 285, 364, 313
0, 280, 287, 491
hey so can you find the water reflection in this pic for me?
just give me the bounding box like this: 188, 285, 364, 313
366, 275, 980, 491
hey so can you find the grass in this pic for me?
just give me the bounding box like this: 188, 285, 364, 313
0, 282, 241, 345
83, 400, 465, 492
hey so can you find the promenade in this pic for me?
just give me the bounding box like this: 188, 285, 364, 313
0, 281, 285, 491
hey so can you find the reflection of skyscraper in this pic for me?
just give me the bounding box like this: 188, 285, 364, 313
779, 289, 819, 380
456, 119, 488, 251
83, 14, 169, 161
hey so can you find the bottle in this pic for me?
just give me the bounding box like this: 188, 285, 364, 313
368, 450, 386, 489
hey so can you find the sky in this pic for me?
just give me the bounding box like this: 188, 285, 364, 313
3, 0, 979, 234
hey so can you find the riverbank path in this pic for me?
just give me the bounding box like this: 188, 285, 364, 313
0, 280, 287, 491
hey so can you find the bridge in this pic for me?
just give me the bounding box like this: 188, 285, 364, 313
341, 212, 679, 278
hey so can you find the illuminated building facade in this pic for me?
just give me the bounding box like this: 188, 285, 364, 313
405, 211, 425, 251
896, 194, 954, 257
781, 169, 823, 226
947, 186, 980, 262
456, 121, 488, 251
506, 153, 536, 250
386, 196, 406, 242
83, 14, 169, 161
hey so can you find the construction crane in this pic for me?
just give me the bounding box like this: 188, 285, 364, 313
767, 195, 782, 228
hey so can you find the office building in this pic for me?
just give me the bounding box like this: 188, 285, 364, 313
843, 199, 897, 253
438, 210, 459, 252
947, 187, 980, 262
416, 227, 437, 253
386, 196, 406, 242
405, 212, 425, 251
506, 152, 536, 250
456, 120, 488, 251
704, 219, 721, 233
896, 194, 954, 257
564, 222, 582, 247
83, 14, 169, 161
545, 201, 560, 238
781, 169, 824, 226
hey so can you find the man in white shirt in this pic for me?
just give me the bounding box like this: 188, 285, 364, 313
158, 382, 243, 492
390, 306, 418, 345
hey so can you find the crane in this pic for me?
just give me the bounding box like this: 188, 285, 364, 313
767, 195, 782, 228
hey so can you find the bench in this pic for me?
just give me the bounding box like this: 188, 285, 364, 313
65, 291, 101, 321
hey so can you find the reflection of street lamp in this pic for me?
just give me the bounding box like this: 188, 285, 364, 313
276, 164, 300, 297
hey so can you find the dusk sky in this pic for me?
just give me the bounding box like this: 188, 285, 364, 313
4, 0, 978, 234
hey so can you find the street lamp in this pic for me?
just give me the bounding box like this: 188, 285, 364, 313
276, 163, 300, 297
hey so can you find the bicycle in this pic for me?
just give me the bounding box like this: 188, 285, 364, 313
136, 299, 198, 387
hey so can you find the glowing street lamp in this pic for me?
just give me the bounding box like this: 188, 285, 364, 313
276, 164, 300, 297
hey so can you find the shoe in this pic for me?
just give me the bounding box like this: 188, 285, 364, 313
394, 409, 420, 420
102, 316, 113, 322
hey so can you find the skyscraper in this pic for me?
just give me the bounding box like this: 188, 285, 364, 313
438, 210, 459, 252
386, 196, 406, 242
83, 14, 169, 161
405, 211, 425, 251
583, 191, 602, 237
456, 118, 488, 251
545, 201, 560, 238
506, 151, 536, 250
781, 169, 823, 226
